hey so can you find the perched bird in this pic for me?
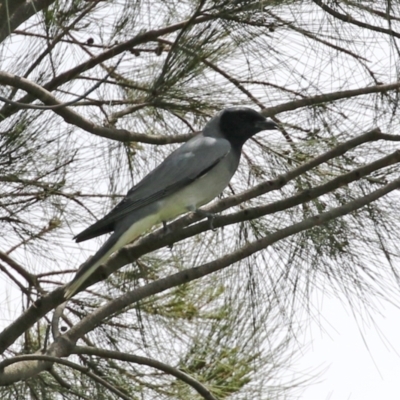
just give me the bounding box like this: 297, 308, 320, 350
65, 108, 277, 299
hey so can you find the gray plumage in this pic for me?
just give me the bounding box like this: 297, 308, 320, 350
65, 108, 277, 299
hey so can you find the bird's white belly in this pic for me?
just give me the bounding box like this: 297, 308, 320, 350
157, 158, 235, 221
117, 213, 160, 246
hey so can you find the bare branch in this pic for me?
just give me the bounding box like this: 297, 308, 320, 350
48, 367, 71, 389
0, 355, 131, 399
0, 251, 38, 289
51, 302, 67, 340
0, 55, 123, 110
66, 176, 400, 341
0, 128, 392, 353
74, 346, 218, 400
2, 69, 398, 146
0, 262, 31, 296
261, 82, 400, 117
108, 103, 150, 125
0, 0, 57, 44
267, 8, 369, 63
177, 150, 400, 240
0, 71, 191, 144
0, 288, 65, 355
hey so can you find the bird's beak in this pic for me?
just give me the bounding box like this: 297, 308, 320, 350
255, 119, 278, 131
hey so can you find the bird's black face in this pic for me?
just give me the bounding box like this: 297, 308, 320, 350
219, 108, 277, 149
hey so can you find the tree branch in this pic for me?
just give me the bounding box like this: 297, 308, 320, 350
1, 146, 400, 387
0, 355, 131, 399
2, 69, 399, 147
74, 346, 217, 400
0, 54, 123, 110
0, 128, 396, 354
176, 150, 400, 240
267, 8, 369, 63
0, 0, 57, 44
261, 82, 400, 117
0, 251, 38, 289
66, 176, 400, 341
0, 262, 31, 296
0, 71, 190, 144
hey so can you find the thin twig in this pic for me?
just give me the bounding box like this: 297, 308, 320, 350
313, 0, 400, 39
0, 251, 38, 289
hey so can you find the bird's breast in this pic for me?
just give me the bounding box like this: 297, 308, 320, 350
157, 151, 239, 221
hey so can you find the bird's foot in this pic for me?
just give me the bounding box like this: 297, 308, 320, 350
162, 221, 171, 234
194, 209, 216, 231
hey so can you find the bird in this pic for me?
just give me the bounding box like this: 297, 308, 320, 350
64, 108, 278, 299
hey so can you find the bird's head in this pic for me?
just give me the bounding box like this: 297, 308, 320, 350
218, 108, 278, 149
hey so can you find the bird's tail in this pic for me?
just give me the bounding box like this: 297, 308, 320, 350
65, 211, 158, 299
64, 232, 122, 299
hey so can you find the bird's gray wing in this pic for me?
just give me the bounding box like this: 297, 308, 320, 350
74, 135, 231, 242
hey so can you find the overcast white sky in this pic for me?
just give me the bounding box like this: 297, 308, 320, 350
296, 294, 400, 399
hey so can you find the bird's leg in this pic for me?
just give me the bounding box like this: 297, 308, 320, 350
162, 221, 174, 249
194, 209, 216, 231
162, 221, 170, 234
